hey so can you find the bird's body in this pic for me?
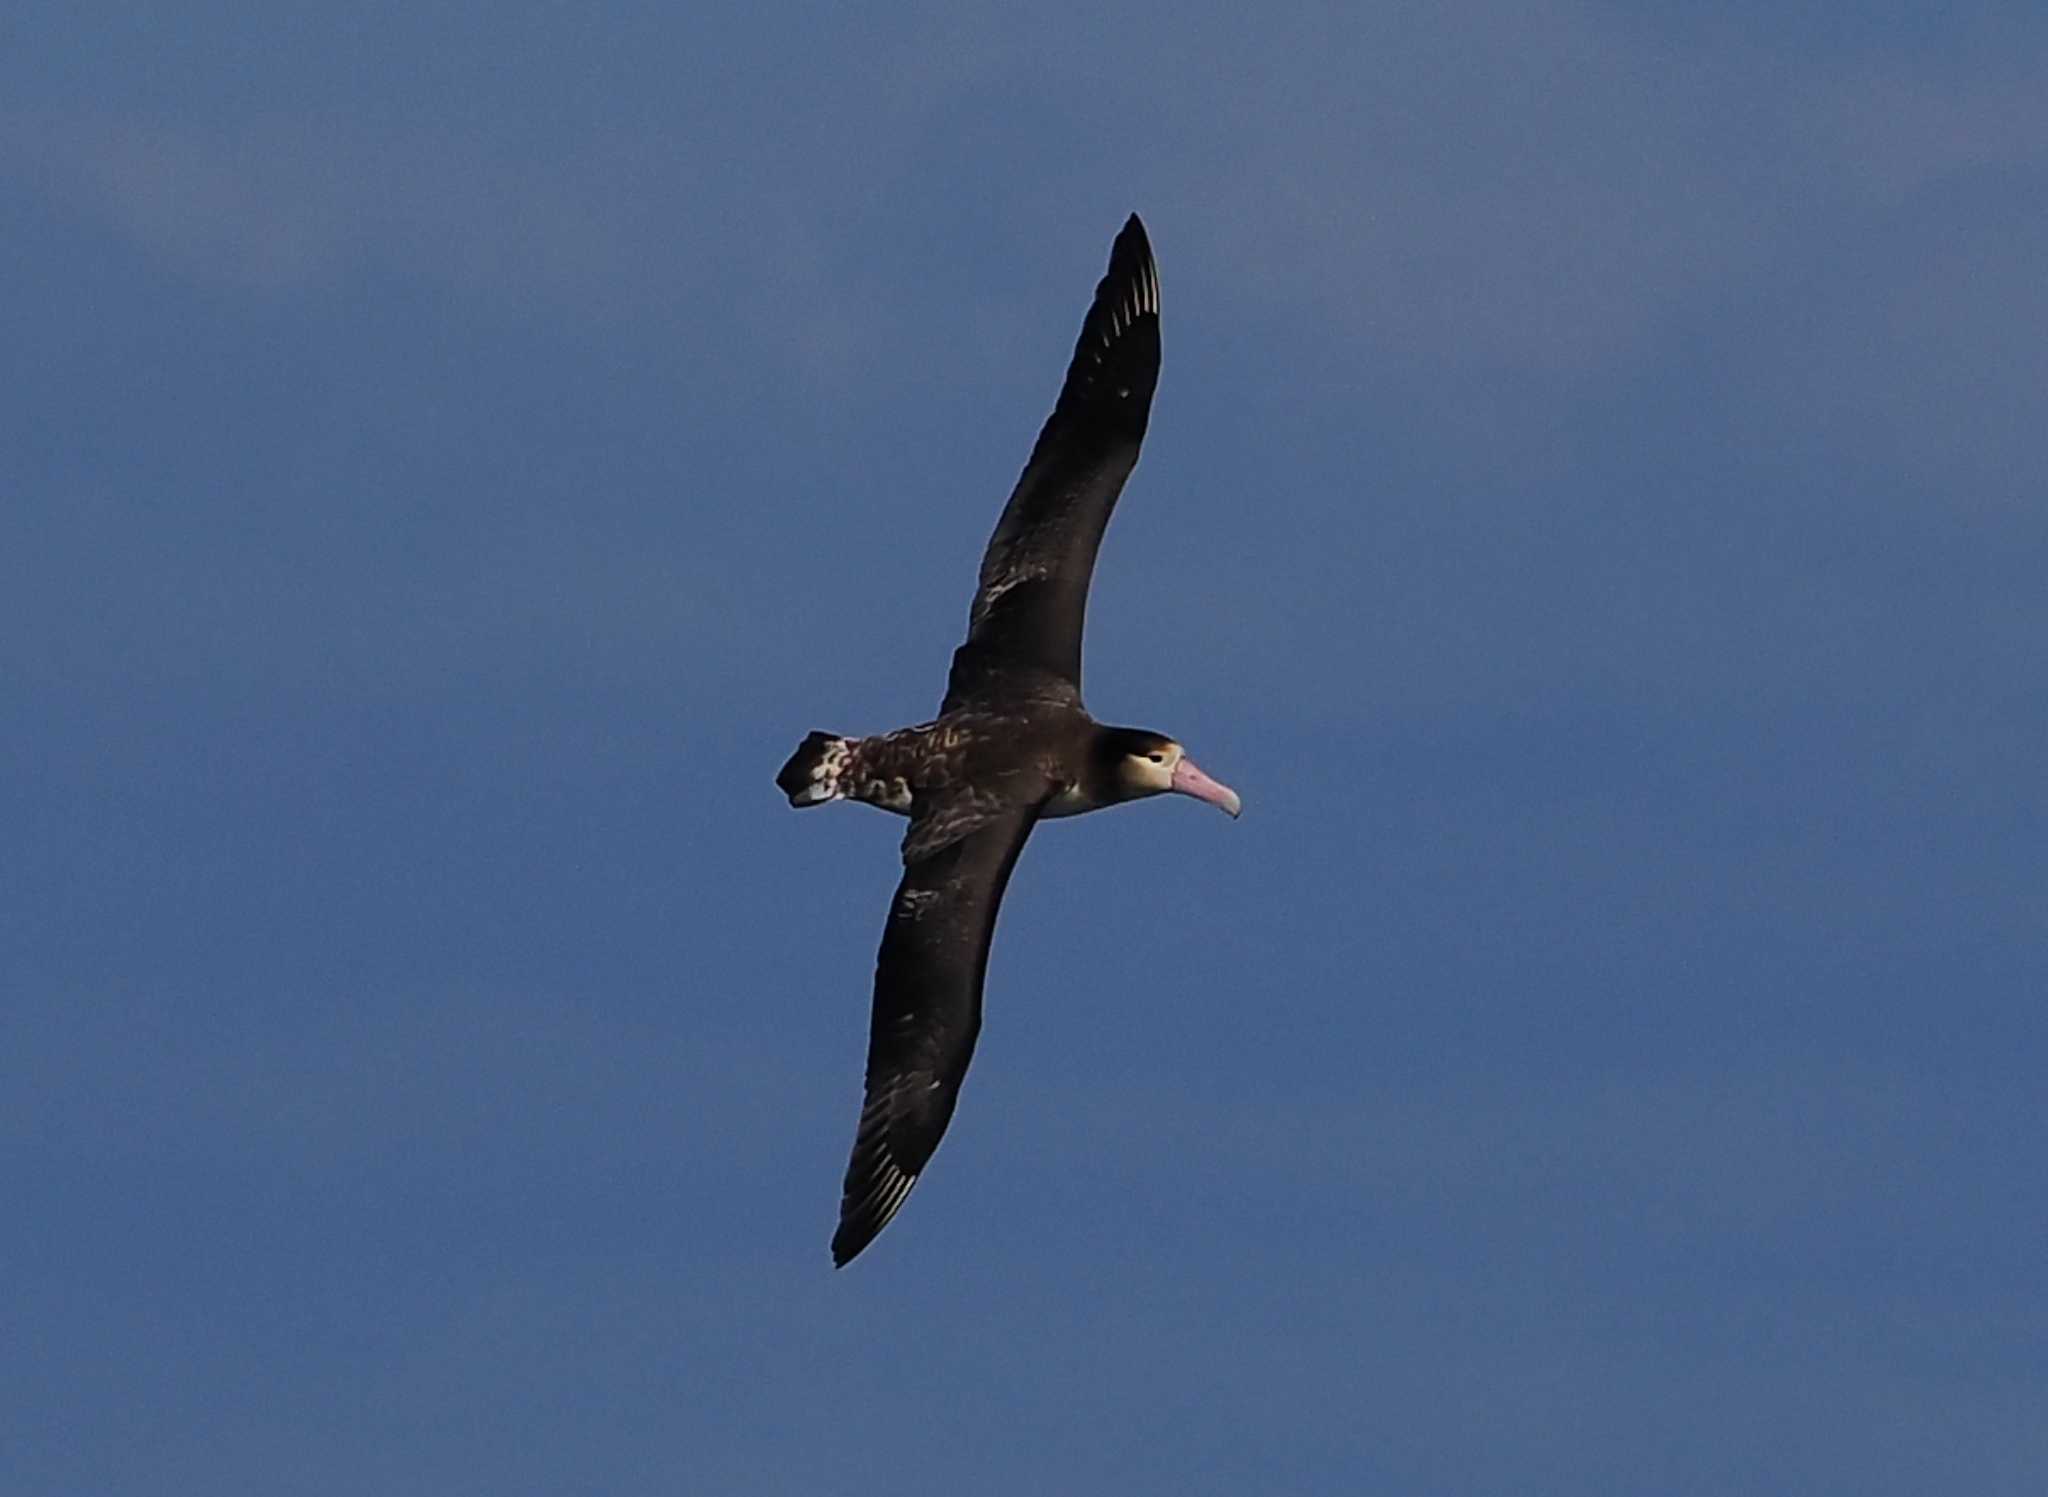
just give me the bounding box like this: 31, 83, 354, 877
778, 215, 1239, 1266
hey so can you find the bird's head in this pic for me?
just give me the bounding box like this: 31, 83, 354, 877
1098, 728, 1242, 817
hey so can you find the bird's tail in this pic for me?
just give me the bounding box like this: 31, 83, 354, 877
776, 731, 855, 807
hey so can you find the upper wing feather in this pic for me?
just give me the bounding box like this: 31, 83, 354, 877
943, 214, 1161, 711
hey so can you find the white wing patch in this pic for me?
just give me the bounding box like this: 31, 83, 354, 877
867, 1167, 915, 1229
1100, 256, 1160, 347
892, 886, 942, 920
972, 560, 1050, 615
847, 1101, 922, 1243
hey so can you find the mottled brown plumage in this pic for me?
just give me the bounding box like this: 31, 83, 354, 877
776, 215, 1240, 1266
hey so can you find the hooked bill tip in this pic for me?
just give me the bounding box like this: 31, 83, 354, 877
1170, 755, 1242, 819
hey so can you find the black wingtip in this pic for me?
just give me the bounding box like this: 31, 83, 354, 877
831, 1147, 920, 1268
1040, 212, 1159, 426
1107, 213, 1152, 278
829, 1199, 891, 1268
1100, 214, 1157, 308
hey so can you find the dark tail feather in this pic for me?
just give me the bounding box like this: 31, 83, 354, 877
777, 731, 852, 806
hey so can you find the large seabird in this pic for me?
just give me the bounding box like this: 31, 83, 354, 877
778, 215, 1240, 1266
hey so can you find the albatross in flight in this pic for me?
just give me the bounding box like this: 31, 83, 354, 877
777, 214, 1241, 1266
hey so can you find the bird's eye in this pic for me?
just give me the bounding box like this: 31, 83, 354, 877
1147, 752, 1166, 764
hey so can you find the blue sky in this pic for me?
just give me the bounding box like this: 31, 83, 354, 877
4, 4, 2044, 1493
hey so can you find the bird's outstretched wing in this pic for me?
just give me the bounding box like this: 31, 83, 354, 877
943, 214, 1160, 712
832, 806, 1042, 1266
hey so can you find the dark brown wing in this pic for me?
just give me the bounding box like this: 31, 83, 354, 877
943, 214, 1160, 712
831, 807, 1042, 1266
